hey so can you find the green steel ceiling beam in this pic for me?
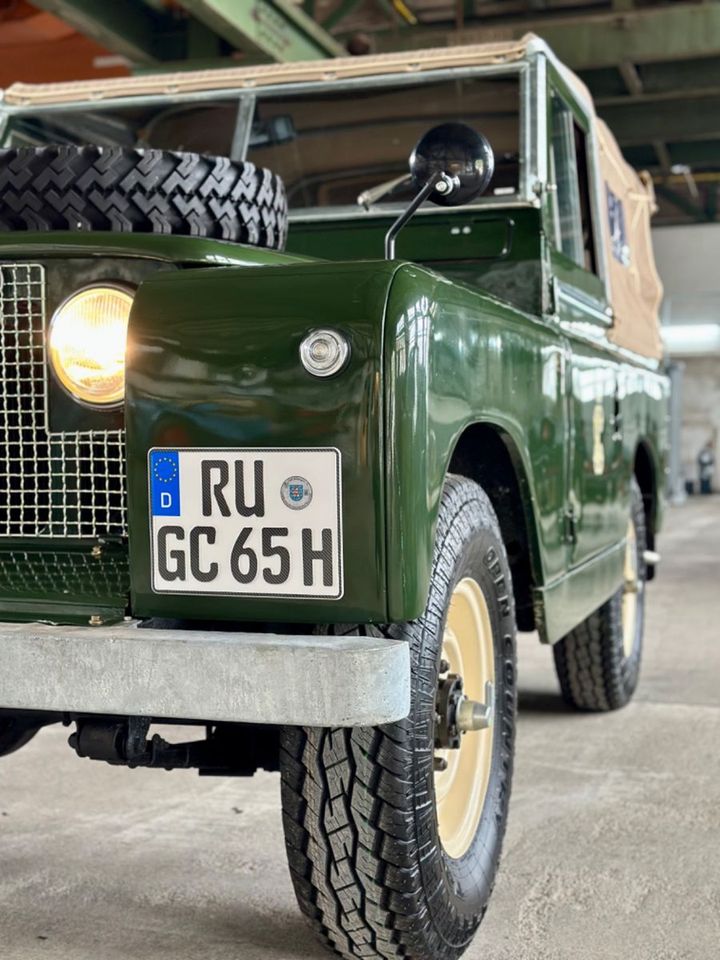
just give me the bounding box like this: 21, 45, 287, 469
655, 183, 708, 222
600, 94, 720, 147
29, 0, 184, 63
177, 0, 345, 61
623, 139, 720, 169
322, 0, 363, 31
588, 58, 720, 107
362, 2, 720, 70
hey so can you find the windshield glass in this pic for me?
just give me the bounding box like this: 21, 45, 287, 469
1, 71, 521, 216
248, 74, 521, 213
1, 100, 242, 155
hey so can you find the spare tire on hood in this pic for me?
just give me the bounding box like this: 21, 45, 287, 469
0, 145, 288, 250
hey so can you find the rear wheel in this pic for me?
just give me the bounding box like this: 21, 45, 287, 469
280, 476, 517, 960
553, 478, 647, 711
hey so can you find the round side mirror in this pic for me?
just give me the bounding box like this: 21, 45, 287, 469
409, 122, 494, 207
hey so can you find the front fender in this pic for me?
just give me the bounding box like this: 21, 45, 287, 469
126, 260, 399, 623
383, 264, 557, 621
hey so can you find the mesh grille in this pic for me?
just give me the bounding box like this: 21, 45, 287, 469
0, 548, 129, 598
0, 262, 127, 539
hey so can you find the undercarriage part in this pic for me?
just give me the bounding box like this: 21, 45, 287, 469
435, 672, 465, 750
68, 716, 279, 776
0, 716, 43, 757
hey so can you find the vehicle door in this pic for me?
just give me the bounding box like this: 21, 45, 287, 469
547, 79, 626, 568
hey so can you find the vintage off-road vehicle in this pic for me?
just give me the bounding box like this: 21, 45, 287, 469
0, 33, 667, 960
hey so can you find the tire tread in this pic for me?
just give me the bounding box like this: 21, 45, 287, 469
280, 476, 516, 960
553, 478, 647, 711
0, 146, 287, 248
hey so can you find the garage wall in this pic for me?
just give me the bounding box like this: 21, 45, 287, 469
676, 358, 720, 483
652, 224, 720, 487
653, 223, 720, 331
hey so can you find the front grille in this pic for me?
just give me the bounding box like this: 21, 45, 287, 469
0, 547, 129, 599
0, 262, 126, 539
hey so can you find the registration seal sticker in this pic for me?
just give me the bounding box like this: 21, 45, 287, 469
281, 476, 313, 510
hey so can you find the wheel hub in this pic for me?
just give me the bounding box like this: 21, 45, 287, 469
435, 674, 494, 752
622, 518, 640, 658
434, 577, 496, 859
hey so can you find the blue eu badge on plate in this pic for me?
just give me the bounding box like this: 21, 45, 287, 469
150, 450, 180, 516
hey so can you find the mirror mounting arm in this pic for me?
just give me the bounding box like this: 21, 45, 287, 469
384, 170, 446, 260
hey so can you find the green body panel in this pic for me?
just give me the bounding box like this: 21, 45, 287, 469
537, 539, 626, 642
381, 262, 565, 620
0, 45, 670, 642
0, 231, 308, 267
0, 215, 668, 637
0, 233, 306, 625
287, 208, 544, 316
126, 260, 395, 623
123, 250, 570, 625
122, 251, 582, 628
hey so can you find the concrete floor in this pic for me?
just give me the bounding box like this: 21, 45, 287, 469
1, 496, 719, 960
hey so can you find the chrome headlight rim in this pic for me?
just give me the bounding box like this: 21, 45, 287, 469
48, 281, 134, 410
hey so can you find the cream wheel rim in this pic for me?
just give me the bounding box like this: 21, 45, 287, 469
434, 577, 496, 860
622, 519, 639, 658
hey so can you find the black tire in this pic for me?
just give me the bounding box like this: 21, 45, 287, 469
0, 146, 288, 249
553, 478, 647, 711
0, 717, 41, 757
280, 475, 517, 960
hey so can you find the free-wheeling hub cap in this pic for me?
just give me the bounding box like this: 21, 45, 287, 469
434, 576, 496, 859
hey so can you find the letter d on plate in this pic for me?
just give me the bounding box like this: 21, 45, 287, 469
150, 450, 181, 517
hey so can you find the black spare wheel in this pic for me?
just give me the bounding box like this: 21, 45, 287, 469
0, 146, 288, 249
280, 475, 517, 960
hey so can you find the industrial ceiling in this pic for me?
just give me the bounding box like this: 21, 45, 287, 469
4, 0, 720, 224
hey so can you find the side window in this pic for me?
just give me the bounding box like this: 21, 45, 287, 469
550, 95, 597, 274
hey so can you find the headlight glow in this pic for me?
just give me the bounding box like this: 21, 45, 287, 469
48, 285, 133, 406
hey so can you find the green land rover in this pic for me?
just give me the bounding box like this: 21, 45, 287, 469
0, 33, 667, 960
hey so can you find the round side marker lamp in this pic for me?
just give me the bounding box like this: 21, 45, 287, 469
299, 329, 349, 378
48, 285, 133, 406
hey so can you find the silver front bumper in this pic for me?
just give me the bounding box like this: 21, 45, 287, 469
0, 621, 410, 726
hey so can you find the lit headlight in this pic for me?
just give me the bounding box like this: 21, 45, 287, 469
48, 285, 133, 406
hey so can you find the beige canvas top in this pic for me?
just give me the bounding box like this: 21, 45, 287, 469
549, 63, 662, 359
2, 36, 530, 106
596, 120, 663, 360
1, 33, 662, 359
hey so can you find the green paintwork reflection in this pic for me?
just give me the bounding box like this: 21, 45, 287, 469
0, 233, 307, 625
288, 208, 544, 315
126, 260, 395, 622
382, 263, 567, 620
0, 231, 308, 267
0, 211, 669, 638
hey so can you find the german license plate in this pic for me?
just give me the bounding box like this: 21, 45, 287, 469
149, 447, 343, 599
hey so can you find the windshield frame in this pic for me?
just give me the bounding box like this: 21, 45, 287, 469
0, 57, 542, 222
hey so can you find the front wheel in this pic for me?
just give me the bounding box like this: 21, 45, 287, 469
280, 476, 517, 960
